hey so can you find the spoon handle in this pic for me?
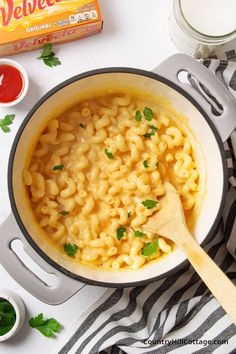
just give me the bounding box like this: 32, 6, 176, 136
177, 225, 236, 325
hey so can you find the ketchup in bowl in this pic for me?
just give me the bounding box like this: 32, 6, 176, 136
0, 64, 24, 104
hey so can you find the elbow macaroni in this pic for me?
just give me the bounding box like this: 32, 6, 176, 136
23, 93, 199, 270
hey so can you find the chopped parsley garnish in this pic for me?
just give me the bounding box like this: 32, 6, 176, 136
0, 114, 15, 133
52, 164, 64, 171
131, 227, 146, 238
29, 313, 61, 338
128, 211, 132, 218
156, 161, 159, 168
79, 123, 85, 128
63, 243, 78, 257
0, 299, 16, 336
144, 107, 153, 121
37, 43, 61, 68
143, 160, 149, 168
59, 210, 69, 216
135, 110, 142, 121
143, 125, 157, 138
141, 199, 158, 209
142, 240, 159, 256
105, 149, 115, 160
117, 227, 126, 240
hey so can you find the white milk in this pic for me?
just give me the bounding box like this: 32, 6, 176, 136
180, 0, 236, 37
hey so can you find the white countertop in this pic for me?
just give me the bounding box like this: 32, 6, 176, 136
0, 0, 176, 353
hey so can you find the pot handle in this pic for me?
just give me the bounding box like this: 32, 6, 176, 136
153, 53, 236, 142
0, 214, 85, 305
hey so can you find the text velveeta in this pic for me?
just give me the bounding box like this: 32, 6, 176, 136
0, 0, 62, 27
0, 0, 102, 56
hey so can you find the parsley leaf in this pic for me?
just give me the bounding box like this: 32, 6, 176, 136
141, 199, 158, 209
79, 123, 85, 128
0, 114, 15, 133
59, 210, 69, 216
1, 125, 10, 133
53, 164, 64, 171
131, 227, 146, 238
36, 319, 61, 337
40, 43, 53, 58
142, 240, 159, 256
117, 227, 126, 240
29, 313, 45, 327
29, 313, 61, 338
143, 160, 149, 168
43, 56, 61, 68
144, 107, 153, 121
128, 211, 132, 218
64, 243, 78, 257
37, 43, 61, 68
105, 149, 115, 160
156, 161, 159, 168
135, 110, 142, 121
143, 125, 157, 138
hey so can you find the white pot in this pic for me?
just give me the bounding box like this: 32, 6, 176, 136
0, 54, 235, 305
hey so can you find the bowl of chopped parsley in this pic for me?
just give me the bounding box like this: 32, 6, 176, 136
0, 289, 26, 342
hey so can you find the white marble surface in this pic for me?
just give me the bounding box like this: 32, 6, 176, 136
0, 0, 177, 353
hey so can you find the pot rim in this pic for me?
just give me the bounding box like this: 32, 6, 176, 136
7, 67, 228, 287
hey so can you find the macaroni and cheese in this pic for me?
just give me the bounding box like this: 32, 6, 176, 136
23, 93, 199, 270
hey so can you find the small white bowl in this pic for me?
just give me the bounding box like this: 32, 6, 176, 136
0, 289, 26, 342
0, 58, 29, 107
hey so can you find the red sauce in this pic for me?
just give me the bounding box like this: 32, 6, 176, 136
0, 65, 24, 103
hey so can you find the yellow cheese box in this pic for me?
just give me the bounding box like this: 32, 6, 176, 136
0, 0, 103, 56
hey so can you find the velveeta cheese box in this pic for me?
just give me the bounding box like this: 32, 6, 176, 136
0, 0, 103, 56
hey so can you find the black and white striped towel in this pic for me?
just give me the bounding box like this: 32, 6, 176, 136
56, 60, 236, 354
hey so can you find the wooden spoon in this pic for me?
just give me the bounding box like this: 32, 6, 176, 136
144, 182, 236, 325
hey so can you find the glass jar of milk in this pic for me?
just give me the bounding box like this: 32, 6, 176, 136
169, 0, 236, 59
